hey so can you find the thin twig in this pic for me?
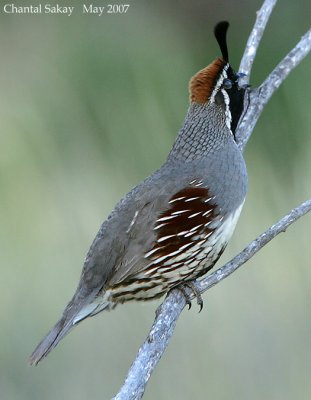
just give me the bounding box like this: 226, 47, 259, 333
113, 0, 311, 398
236, 27, 311, 151
239, 0, 277, 83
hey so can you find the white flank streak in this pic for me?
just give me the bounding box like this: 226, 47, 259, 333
162, 242, 193, 261
189, 179, 197, 184
160, 263, 182, 272
190, 249, 201, 258
126, 210, 139, 233
190, 224, 203, 232
162, 257, 177, 266
204, 222, 211, 227
164, 248, 183, 258
203, 210, 212, 217
152, 253, 171, 264
184, 231, 197, 238
157, 234, 176, 243
157, 215, 178, 222
169, 196, 186, 204
179, 242, 194, 251
154, 223, 168, 230
184, 197, 200, 202
203, 231, 212, 238
194, 180, 203, 187
171, 210, 190, 215
177, 230, 190, 236
204, 196, 215, 203
187, 240, 205, 253
144, 266, 159, 276
188, 212, 202, 219
145, 247, 162, 258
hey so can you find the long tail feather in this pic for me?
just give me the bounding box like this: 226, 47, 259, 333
29, 289, 102, 366
29, 316, 75, 366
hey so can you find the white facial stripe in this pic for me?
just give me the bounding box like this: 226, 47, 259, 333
221, 88, 232, 131
209, 62, 233, 134
210, 63, 229, 103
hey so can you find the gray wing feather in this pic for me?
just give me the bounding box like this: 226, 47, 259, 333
78, 174, 177, 291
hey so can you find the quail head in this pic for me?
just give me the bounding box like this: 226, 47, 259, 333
30, 21, 248, 365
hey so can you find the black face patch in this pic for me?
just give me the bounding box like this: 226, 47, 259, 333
222, 66, 245, 136
227, 86, 245, 134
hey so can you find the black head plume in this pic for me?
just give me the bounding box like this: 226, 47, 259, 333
214, 21, 229, 62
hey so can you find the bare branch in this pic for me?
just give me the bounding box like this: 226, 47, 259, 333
236, 27, 311, 151
239, 0, 277, 82
260, 28, 311, 102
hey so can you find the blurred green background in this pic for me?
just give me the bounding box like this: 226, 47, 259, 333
1, 0, 311, 399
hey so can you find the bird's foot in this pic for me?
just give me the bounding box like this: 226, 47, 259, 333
178, 281, 203, 312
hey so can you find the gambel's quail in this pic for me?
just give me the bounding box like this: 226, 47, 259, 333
30, 21, 247, 365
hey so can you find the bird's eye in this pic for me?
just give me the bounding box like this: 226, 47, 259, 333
223, 78, 232, 89
215, 91, 224, 105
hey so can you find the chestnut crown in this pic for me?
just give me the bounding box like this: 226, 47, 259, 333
189, 21, 245, 134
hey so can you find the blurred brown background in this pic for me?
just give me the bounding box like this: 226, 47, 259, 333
0, 0, 311, 399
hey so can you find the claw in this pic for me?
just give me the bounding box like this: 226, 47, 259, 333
178, 284, 192, 309
178, 281, 203, 311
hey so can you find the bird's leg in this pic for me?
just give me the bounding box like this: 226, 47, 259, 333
178, 281, 203, 312
178, 285, 193, 310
